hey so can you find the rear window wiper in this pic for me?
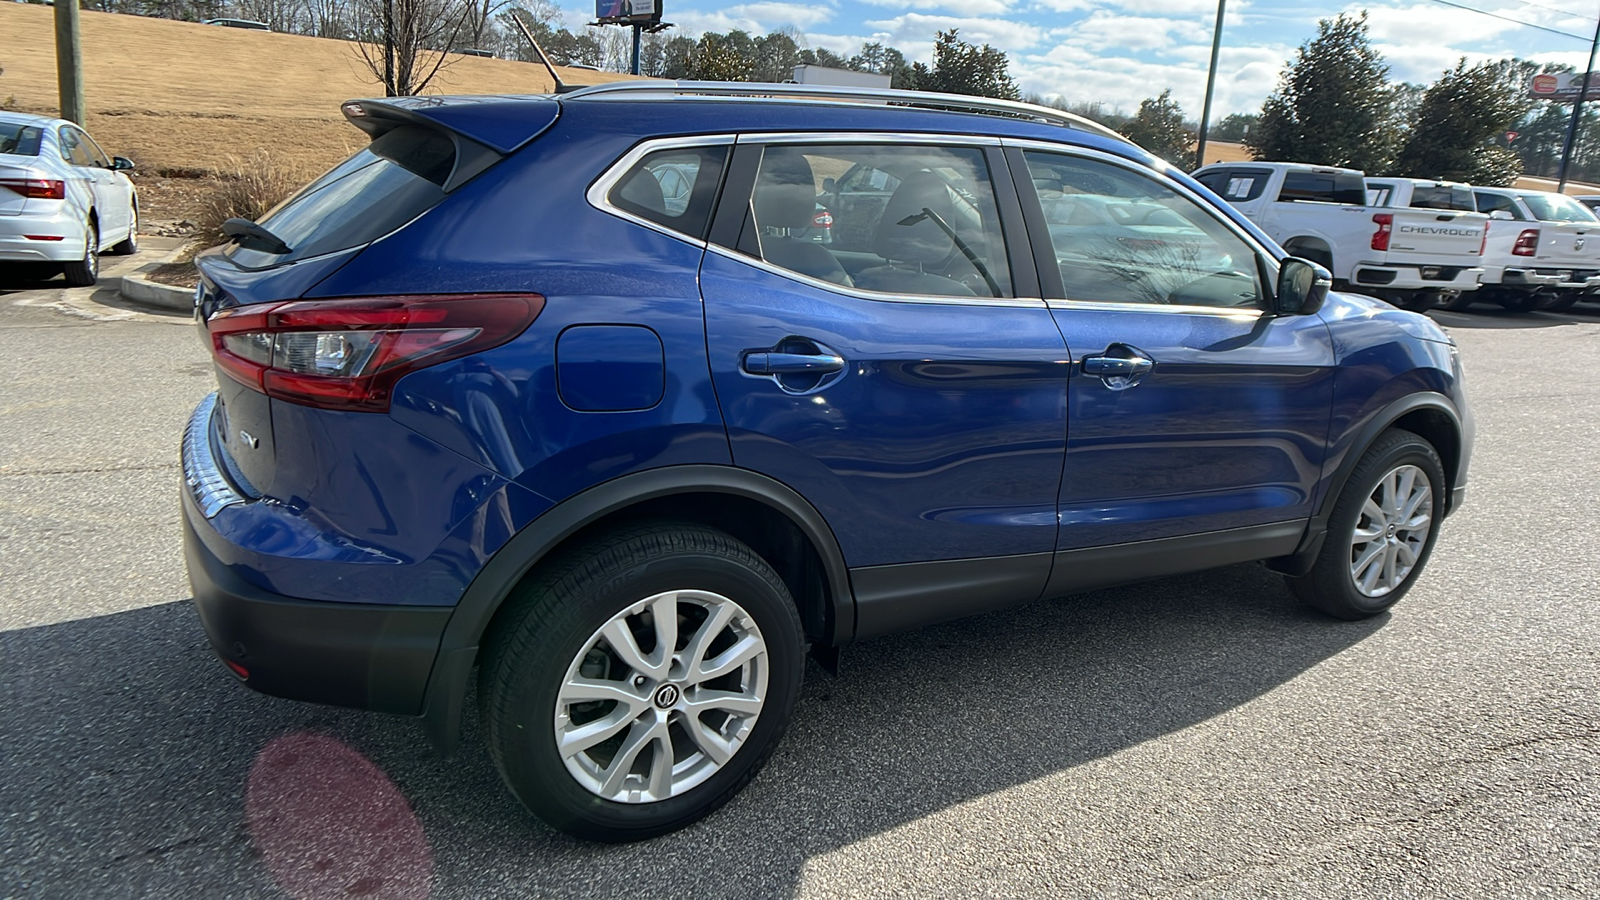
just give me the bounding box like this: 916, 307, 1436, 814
223, 218, 292, 255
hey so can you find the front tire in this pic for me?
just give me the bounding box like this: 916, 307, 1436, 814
109, 206, 139, 255
1287, 429, 1446, 620
62, 220, 99, 287
480, 523, 804, 841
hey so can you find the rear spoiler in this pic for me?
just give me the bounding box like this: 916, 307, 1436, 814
339, 96, 562, 190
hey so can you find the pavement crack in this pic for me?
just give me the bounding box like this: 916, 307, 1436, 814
0, 463, 180, 476
106, 835, 206, 865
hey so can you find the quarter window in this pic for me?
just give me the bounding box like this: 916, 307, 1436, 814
731, 143, 1014, 298
1023, 151, 1265, 309
608, 146, 728, 240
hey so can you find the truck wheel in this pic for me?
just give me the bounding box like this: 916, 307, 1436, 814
1497, 291, 1548, 313
1397, 291, 1438, 312
1438, 291, 1476, 312
1286, 430, 1445, 620
1546, 292, 1579, 312
479, 522, 804, 841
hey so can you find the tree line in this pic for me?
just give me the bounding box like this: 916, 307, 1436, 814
1103, 13, 1591, 185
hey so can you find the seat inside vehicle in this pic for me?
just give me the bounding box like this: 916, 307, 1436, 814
853, 170, 983, 297
753, 150, 853, 287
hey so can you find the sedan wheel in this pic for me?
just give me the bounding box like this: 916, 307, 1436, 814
62, 221, 99, 287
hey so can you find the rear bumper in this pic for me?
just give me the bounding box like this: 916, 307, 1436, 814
1489, 267, 1563, 288
183, 508, 451, 715
1351, 264, 1481, 292
0, 208, 88, 263
180, 393, 451, 715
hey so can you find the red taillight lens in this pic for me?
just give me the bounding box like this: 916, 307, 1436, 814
0, 178, 67, 200
206, 294, 544, 412
1512, 229, 1539, 257
1371, 213, 1393, 251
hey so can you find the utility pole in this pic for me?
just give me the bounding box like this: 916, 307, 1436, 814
1557, 11, 1600, 192
1193, 0, 1226, 171
632, 23, 642, 76
54, 0, 86, 125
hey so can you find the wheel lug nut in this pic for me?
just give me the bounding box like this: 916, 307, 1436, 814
634, 675, 647, 687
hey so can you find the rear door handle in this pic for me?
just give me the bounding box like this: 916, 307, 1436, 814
742, 351, 844, 376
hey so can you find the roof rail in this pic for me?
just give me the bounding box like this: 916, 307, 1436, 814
559, 80, 1130, 144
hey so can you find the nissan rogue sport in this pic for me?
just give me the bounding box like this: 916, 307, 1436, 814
182, 82, 1473, 841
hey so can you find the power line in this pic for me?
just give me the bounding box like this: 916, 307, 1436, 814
1428, 0, 1592, 39
1510, 0, 1598, 26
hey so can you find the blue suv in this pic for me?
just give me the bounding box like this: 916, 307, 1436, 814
183, 82, 1473, 841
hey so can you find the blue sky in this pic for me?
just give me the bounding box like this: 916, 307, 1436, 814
565, 0, 1600, 117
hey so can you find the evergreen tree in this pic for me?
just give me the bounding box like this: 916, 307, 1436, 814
1210, 113, 1258, 143
1120, 90, 1194, 165
1392, 59, 1525, 185
915, 30, 1019, 100
1247, 13, 1399, 171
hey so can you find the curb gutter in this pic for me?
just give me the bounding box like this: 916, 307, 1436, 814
119, 272, 195, 312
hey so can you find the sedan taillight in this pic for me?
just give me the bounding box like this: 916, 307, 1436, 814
206, 294, 544, 412
0, 178, 67, 200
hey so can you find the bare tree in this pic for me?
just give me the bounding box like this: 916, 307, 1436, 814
304, 0, 354, 37
351, 0, 470, 96
227, 0, 306, 32
460, 0, 514, 49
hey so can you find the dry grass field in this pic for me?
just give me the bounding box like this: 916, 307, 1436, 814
0, 3, 629, 178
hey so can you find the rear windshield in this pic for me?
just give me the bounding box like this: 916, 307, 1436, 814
1278, 170, 1367, 206
1517, 192, 1599, 223
226, 125, 456, 269
0, 122, 44, 157
1409, 184, 1475, 211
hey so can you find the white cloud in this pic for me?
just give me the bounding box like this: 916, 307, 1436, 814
862, 12, 1048, 51
860, 0, 1018, 17
668, 1, 836, 35
1057, 11, 1210, 52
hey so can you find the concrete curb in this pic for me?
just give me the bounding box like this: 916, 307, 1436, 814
118, 272, 194, 312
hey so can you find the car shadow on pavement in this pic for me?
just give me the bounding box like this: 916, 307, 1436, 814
1428, 304, 1600, 329
0, 563, 1381, 898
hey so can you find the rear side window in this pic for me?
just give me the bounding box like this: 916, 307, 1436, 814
226, 125, 458, 269
1279, 171, 1366, 205
1410, 185, 1475, 211
1196, 167, 1270, 202
607, 146, 728, 240
0, 123, 43, 156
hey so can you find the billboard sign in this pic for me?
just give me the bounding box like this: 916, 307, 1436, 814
596, 0, 661, 24
1529, 72, 1600, 102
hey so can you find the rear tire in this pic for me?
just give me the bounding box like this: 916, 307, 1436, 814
62, 221, 99, 287
480, 522, 804, 841
1438, 290, 1477, 312
1546, 292, 1579, 312
1286, 429, 1446, 620
1497, 290, 1550, 313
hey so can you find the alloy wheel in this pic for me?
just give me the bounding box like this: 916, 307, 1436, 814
555, 589, 769, 804
1349, 463, 1433, 598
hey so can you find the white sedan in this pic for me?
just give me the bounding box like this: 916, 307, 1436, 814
1, 111, 139, 285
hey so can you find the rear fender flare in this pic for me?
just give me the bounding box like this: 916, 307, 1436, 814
419, 465, 855, 753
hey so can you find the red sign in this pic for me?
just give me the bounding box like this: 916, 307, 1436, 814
1506, 131, 1519, 143
1532, 74, 1559, 94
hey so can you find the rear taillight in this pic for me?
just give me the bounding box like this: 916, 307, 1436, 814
1371, 213, 1392, 251
1512, 229, 1539, 257
1479, 222, 1488, 256
0, 178, 67, 200
206, 294, 543, 412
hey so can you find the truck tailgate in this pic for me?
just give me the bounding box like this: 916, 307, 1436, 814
1530, 221, 1600, 269
1385, 210, 1487, 262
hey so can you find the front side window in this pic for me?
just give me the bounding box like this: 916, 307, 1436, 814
607, 145, 728, 239
1024, 150, 1264, 309
58, 127, 92, 167
1475, 192, 1524, 220
732, 143, 1013, 298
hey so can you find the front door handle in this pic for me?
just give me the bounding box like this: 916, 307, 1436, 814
1082, 347, 1154, 390
742, 351, 844, 376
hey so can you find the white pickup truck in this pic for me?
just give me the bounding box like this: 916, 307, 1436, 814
1464, 187, 1600, 312
1193, 162, 1487, 311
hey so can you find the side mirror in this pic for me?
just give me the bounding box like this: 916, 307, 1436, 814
1488, 209, 1513, 220
1275, 257, 1332, 316
111, 156, 136, 171
821, 177, 837, 193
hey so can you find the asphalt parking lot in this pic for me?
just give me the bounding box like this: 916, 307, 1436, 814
2, 276, 1597, 899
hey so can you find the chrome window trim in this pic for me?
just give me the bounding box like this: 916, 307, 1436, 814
586, 133, 737, 249
705, 243, 1045, 308
1000, 138, 1284, 316
183, 393, 247, 519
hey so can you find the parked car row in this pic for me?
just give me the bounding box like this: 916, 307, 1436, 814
1193, 160, 1600, 314
0, 111, 139, 285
